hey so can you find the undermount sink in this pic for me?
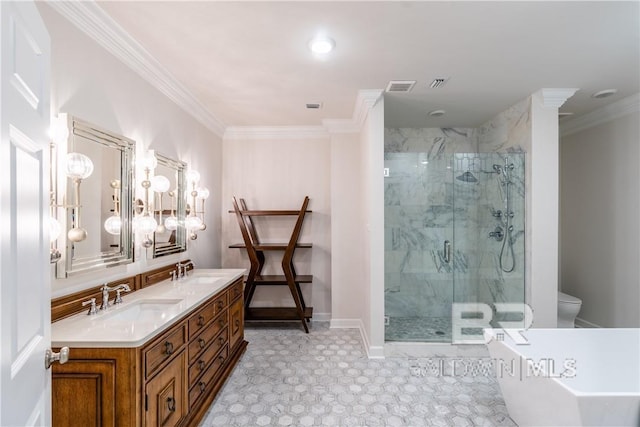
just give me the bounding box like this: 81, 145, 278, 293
101, 299, 183, 323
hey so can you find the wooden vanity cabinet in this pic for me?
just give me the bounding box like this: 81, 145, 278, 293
52, 277, 247, 427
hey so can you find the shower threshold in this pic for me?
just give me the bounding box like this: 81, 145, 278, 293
385, 316, 452, 342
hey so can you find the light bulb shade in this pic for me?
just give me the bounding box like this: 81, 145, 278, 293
134, 215, 158, 234
104, 215, 122, 235
164, 215, 178, 231
185, 215, 203, 230
185, 169, 200, 184
49, 217, 61, 242
150, 175, 170, 193
140, 151, 157, 170
196, 187, 210, 200
66, 152, 94, 180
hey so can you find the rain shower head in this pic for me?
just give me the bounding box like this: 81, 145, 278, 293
456, 171, 478, 183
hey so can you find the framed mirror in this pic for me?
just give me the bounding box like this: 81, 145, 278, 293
55, 114, 135, 277
152, 153, 187, 257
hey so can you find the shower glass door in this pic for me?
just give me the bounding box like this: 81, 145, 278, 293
384, 152, 454, 342
452, 153, 526, 341
384, 152, 526, 343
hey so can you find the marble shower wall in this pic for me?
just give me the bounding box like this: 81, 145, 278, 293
384, 125, 526, 325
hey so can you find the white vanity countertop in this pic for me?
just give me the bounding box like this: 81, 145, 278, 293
51, 269, 245, 348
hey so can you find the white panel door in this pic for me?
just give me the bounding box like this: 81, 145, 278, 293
0, 1, 52, 425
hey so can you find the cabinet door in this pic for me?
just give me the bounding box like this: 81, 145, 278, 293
145, 350, 187, 427
52, 348, 137, 427
229, 297, 244, 351
53, 360, 116, 427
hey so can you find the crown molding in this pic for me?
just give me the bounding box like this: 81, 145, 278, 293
47, 1, 226, 137
539, 88, 579, 108
324, 89, 383, 134
561, 92, 640, 137
224, 126, 329, 141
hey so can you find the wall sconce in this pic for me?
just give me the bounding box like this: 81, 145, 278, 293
150, 174, 170, 233
104, 180, 122, 235
66, 152, 94, 242
196, 187, 210, 231
185, 169, 207, 240
49, 140, 62, 263
134, 151, 158, 248
164, 189, 178, 231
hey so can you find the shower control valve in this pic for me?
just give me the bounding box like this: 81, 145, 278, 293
489, 226, 504, 241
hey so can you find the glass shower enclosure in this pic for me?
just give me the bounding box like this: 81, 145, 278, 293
384, 152, 525, 343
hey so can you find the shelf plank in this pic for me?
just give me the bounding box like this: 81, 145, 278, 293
245, 307, 313, 321
227, 210, 312, 215
229, 243, 312, 250
246, 275, 313, 285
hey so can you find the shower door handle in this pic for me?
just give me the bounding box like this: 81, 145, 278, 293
443, 240, 451, 263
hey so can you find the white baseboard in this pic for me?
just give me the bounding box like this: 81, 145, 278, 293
575, 317, 601, 328
330, 318, 385, 359
312, 312, 331, 322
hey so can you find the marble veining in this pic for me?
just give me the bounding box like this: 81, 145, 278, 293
384, 125, 527, 341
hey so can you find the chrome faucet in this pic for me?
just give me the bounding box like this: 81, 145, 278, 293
175, 262, 184, 280
99, 283, 131, 309
183, 261, 194, 277
175, 261, 194, 280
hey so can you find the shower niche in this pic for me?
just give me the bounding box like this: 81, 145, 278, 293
384, 150, 525, 343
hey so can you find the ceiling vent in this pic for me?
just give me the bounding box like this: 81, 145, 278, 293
306, 102, 322, 109
385, 80, 416, 93
429, 78, 449, 88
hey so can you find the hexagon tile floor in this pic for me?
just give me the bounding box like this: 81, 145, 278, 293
199, 322, 517, 427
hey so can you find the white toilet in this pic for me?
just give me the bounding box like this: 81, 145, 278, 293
558, 291, 582, 328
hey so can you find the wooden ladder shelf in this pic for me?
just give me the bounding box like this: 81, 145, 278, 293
230, 196, 313, 332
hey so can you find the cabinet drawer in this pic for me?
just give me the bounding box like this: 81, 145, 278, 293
212, 293, 228, 316
188, 327, 227, 387
188, 313, 227, 365
228, 279, 243, 302
144, 323, 186, 379
189, 345, 228, 408
188, 300, 215, 339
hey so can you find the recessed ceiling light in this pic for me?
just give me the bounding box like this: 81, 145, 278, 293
309, 36, 335, 54
429, 109, 446, 117
591, 89, 618, 99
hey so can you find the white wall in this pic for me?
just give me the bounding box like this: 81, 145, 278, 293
39, 4, 223, 297
329, 133, 366, 324
560, 102, 640, 327
221, 134, 332, 318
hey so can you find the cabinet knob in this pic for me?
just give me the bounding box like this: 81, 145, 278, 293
198, 338, 206, 349
235, 319, 240, 327
219, 319, 225, 327
218, 355, 225, 363
198, 360, 206, 370
164, 341, 174, 355
197, 315, 205, 326
166, 396, 176, 412
217, 301, 224, 310
199, 381, 206, 392
219, 336, 225, 345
